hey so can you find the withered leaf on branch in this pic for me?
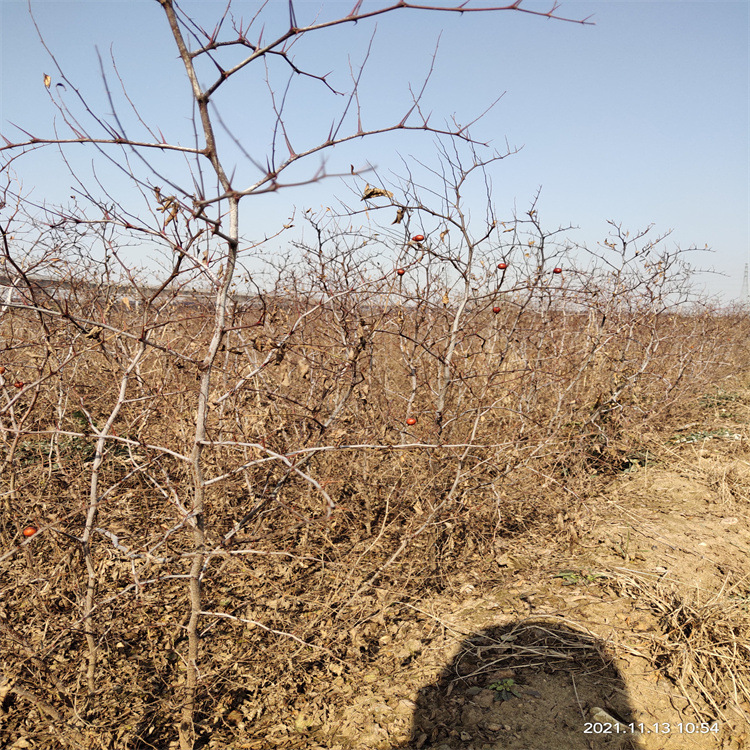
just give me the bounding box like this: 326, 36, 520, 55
155, 190, 180, 227
440, 229, 450, 242
43, 73, 51, 89
392, 207, 405, 224
361, 184, 394, 201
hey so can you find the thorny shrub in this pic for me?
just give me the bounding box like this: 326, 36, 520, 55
6, 2, 735, 745
1, 172, 749, 747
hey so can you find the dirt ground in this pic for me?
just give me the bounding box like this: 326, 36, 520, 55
264, 391, 750, 750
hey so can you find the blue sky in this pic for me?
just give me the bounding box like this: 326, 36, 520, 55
1, 1, 748, 301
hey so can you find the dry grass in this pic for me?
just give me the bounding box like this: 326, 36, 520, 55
1, 281, 750, 748
610, 571, 750, 727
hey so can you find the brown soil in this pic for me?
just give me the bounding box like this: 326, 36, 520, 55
277, 398, 750, 750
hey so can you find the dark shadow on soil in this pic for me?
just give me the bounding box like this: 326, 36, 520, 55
400, 617, 645, 750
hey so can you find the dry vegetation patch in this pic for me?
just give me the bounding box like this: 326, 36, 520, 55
2, 265, 750, 749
